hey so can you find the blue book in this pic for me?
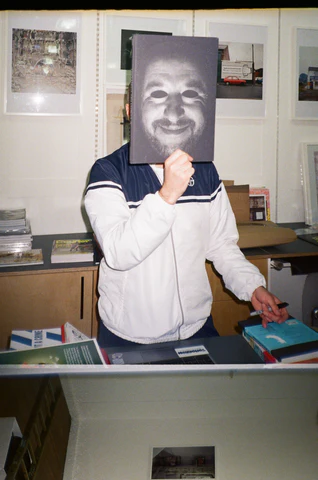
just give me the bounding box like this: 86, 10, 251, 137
239, 317, 318, 363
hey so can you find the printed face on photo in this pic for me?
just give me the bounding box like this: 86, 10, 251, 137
140, 57, 208, 158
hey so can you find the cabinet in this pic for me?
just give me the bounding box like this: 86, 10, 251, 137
0, 268, 99, 350
206, 258, 269, 336
0, 258, 267, 349
2, 229, 316, 349
0, 375, 71, 480
0, 268, 99, 351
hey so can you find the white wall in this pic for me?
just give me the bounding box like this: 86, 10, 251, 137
0, 8, 318, 235
0, 10, 97, 235
61, 370, 318, 480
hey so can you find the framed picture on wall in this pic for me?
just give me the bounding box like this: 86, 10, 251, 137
5, 11, 81, 115
205, 22, 267, 118
149, 445, 215, 480
301, 142, 318, 225
195, 18, 271, 118
104, 11, 192, 87
295, 28, 318, 119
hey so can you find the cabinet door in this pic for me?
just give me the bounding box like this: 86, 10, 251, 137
0, 270, 94, 350
0, 375, 71, 480
206, 258, 269, 336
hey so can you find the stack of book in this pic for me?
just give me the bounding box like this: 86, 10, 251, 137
295, 225, 318, 247
0, 208, 44, 267
239, 316, 318, 364
0, 323, 106, 365
0, 208, 27, 230
0, 208, 32, 252
249, 187, 270, 221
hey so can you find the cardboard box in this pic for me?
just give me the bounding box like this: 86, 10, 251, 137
237, 221, 297, 248
225, 183, 297, 248
225, 184, 250, 223
10, 327, 63, 350
222, 179, 234, 187
9, 323, 89, 350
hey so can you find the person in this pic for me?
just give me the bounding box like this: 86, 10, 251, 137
84, 50, 288, 349
131, 35, 217, 164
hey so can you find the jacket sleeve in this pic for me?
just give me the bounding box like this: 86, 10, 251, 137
84, 162, 176, 271
206, 183, 266, 301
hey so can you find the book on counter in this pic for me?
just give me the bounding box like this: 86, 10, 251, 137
51, 238, 94, 263
297, 233, 318, 247
0, 208, 26, 228
0, 219, 33, 252
0, 249, 43, 267
130, 34, 218, 164
239, 316, 318, 364
0, 338, 106, 365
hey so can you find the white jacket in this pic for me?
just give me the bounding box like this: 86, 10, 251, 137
85, 143, 266, 343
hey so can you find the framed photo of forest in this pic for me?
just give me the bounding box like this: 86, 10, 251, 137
5, 11, 81, 115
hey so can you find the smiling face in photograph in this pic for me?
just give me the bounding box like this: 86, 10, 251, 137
140, 57, 208, 158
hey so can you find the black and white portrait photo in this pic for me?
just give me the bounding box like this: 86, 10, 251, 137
130, 35, 218, 164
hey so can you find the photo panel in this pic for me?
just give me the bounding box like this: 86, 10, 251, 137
5, 11, 81, 115
150, 445, 216, 480
206, 22, 267, 118
295, 28, 318, 119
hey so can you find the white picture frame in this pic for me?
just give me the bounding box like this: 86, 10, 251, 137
206, 22, 267, 118
301, 142, 318, 225
5, 11, 82, 115
103, 11, 192, 88
295, 28, 318, 120
194, 17, 268, 119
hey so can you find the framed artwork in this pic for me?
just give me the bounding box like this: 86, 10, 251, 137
104, 11, 192, 87
150, 445, 215, 480
301, 143, 318, 225
194, 20, 267, 118
207, 23, 267, 118
5, 11, 81, 115
295, 28, 318, 119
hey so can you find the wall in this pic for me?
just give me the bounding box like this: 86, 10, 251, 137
0, 10, 97, 235
61, 370, 318, 480
0, 8, 318, 235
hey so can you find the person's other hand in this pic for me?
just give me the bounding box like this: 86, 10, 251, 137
251, 286, 289, 328
159, 149, 195, 205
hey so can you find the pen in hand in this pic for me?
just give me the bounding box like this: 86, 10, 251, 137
249, 302, 289, 317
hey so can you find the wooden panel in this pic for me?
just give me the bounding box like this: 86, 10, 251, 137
0, 271, 94, 350
206, 258, 269, 336
92, 268, 100, 339
34, 386, 71, 480
0, 376, 71, 480
212, 301, 253, 336
205, 258, 268, 303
